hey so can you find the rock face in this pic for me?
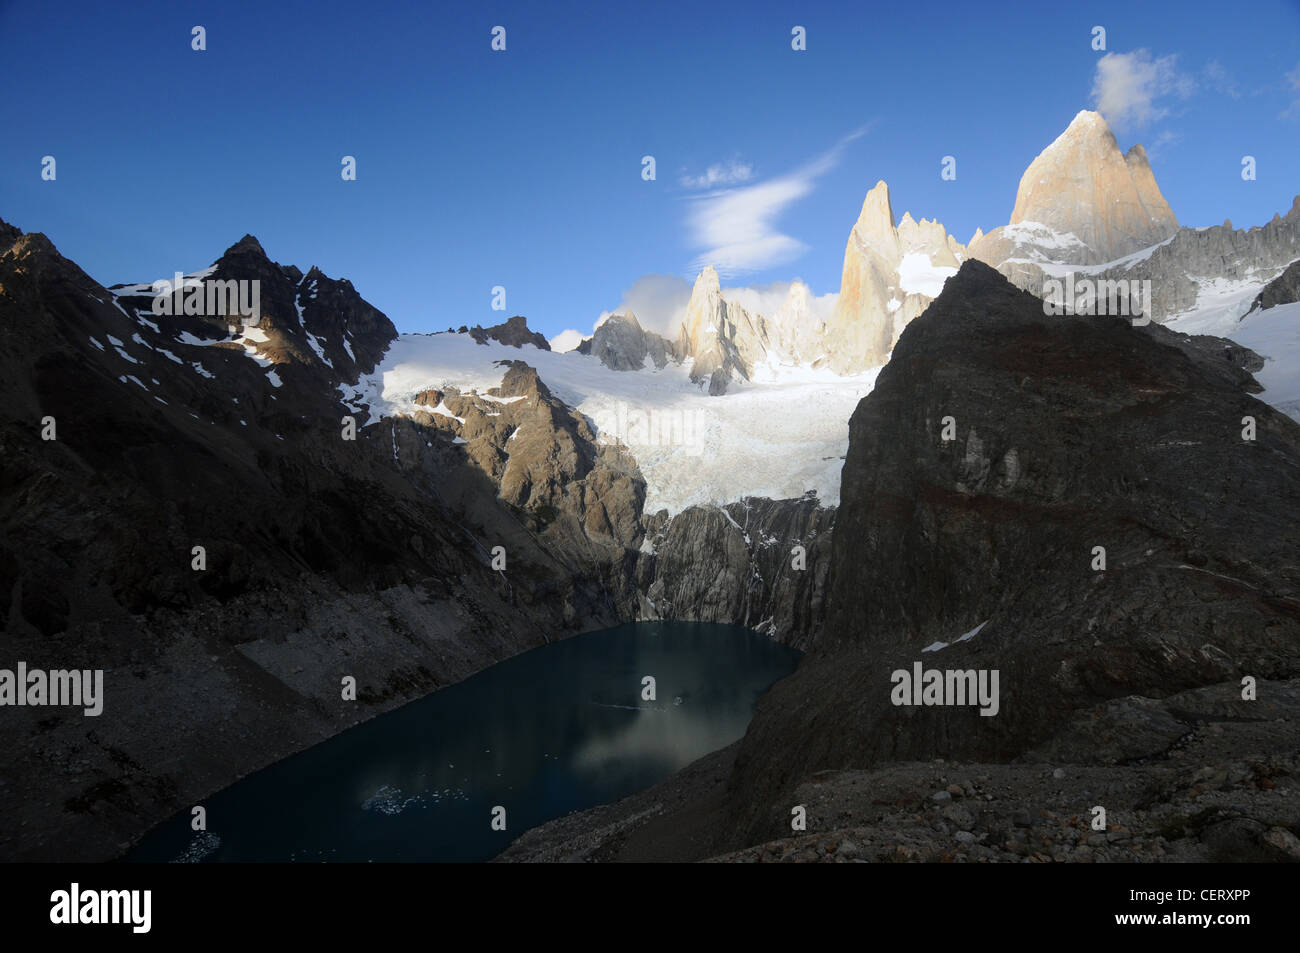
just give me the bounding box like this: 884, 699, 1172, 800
765, 281, 826, 366
1248, 254, 1300, 314
823, 181, 963, 373
677, 266, 769, 394
722, 259, 1300, 847
1004, 111, 1178, 264
578, 310, 677, 371
411, 360, 646, 554
634, 495, 834, 649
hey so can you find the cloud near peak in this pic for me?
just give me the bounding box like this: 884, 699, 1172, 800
1091, 49, 1195, 130
684, 127, 869, 279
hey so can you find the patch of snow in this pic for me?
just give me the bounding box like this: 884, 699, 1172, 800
921, 619, 990, 654
897, 253, 958, 298
176, 329, 220, 347
1225, 300, 1300, 422
306, 332, 331, 365
422, 401, 465, 423
1001, 221, 1087, 252
232, 327, 275, 368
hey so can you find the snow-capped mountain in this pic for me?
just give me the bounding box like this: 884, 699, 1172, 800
971, 110, 1179, 272
967, 110, 1300, 333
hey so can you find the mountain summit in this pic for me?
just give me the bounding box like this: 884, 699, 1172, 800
1006, 109, 1178, 263
823, 180, 963, 373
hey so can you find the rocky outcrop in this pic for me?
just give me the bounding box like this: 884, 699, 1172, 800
469, 314, 550, 350
677, 266, 769, 394
410, 360, 646, 555
1247, 255, 1300, 314
720, 259, 1300, 848
764, 281, 826, 366
578, 310, 677, 371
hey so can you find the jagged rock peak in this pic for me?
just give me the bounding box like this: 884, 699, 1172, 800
221, 234, 268, 259
692, 265, 722, 297
469, 314, 550, 350
609, 309, 643, 331
1008, 109, 1178, 263
0, 217, 23, 248
851, 180, 897, 250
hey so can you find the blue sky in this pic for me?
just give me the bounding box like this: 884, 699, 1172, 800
2, 0, 1298, 339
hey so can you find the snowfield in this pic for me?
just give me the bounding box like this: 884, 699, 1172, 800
897, 252, 958, 297
1221, 301, 1300, 422
343, 332, 880, 516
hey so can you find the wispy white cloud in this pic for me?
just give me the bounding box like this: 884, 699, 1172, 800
1091, 49, 1195, 130
684, 127, 870, 279
1203, 59, 1240, 99
548, 328, 585, 352
1145, 129, 1182, 162
1281, 63, 1300, 120
679, 159, 754, 190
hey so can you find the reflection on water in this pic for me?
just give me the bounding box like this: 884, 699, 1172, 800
126, 621, 801, 863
